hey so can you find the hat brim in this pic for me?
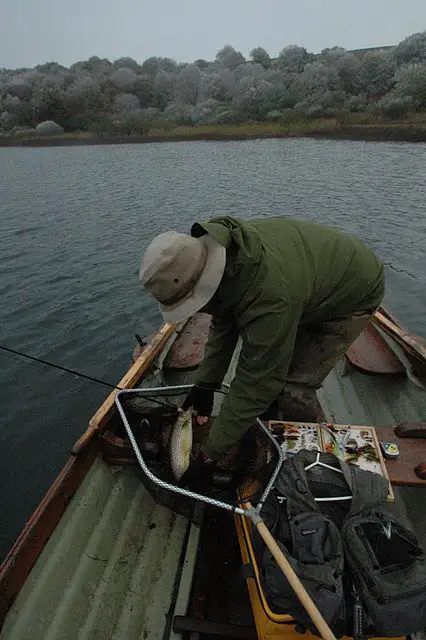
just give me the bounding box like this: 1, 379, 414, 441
158, 234, 226, 324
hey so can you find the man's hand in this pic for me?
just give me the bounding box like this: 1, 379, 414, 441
182, 383, 219, 426
179, 451, 217, 493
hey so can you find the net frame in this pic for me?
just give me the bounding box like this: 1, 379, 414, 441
114, 384, 285, 517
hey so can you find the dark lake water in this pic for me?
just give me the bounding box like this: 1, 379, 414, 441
0, 138, 425, 560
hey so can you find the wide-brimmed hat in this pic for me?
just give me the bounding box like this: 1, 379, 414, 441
139, 231, 226, 324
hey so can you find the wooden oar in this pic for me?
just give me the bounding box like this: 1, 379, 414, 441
71, 322, 176, 455
244, 502, 337, 640
372, 309, 426, 363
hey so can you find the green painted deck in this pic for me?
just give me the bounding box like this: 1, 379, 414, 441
1, 458, 190, 640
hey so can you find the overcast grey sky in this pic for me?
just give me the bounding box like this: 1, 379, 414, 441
1, 0, 426, 69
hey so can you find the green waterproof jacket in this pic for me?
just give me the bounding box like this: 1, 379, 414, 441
190, 216, 385, 459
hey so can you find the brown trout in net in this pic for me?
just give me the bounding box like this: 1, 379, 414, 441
169, 408, 193, 481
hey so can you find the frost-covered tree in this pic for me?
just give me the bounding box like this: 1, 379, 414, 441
65, 76, 103, 111
0, 111, 17, 130
35, 62, 67, 75
345, 94, 369, 112
131, 74, 155, 108
153, 70, 175, 109
236, 63, 266, 82
32, 87, 68, 128
5, 76, 34, 101
62, 76, 104, 129
162, 101, 192, 124
264, 68, 292, 88
319, 47, 346, 63
2, 94, 23, 115
188, 98, 220, 123
141, 57, 178, 76
333, 53, 362, 94
35, 120, 64, 134
250, 47, 271, 68
234, 76, 274, 117
112, 93, 140, 112
261, 86, 299, 111
194, 59, 209, 70
296, 90, 347, 114
394, 32, 426, 65
110, 67, 137, 90
278, 45, 313, 73
378, 94, 414, 118
392, 63, 426, 108
68, 76, 100, 96
86, 56, 112, 75
201, 69, 236, 102
294, 62, 340, 99
358, 50, 396, 97
174, 64, 202, 105
215, 45, 245, 70
40, 72, 68, 90
137, 107, 161, 121
69, 57, 110, 76
112, 57, 139, 72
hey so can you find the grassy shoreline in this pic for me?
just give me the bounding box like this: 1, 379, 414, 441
1, 120, 426, 147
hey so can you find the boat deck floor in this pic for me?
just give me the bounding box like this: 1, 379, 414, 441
186, 507, 257, 639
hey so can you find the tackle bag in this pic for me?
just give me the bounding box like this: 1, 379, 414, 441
251, 450, 426, 638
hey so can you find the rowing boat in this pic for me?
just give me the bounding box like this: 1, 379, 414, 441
0, 308, 425, 640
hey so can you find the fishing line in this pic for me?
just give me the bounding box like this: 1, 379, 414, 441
383, 261, 418, 280
0, 344, 171, 407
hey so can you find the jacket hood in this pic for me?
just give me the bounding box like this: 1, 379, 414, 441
191, 216, 263, 266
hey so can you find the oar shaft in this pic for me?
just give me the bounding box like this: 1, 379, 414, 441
373, 310, 426, 362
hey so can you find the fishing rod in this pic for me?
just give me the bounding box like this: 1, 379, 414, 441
0, 342, 171, 407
